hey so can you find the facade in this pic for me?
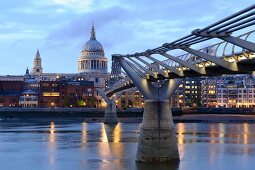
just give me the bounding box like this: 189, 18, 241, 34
19, 90, 38, 107
0, 81, 23, 107
38, 80, 95, 108
63, 81, 95, 107
0, 74, 95, 108
117, 90, 144, 109
39, 81, 63, 107
201, 75, 255, 108
173, 78, 201, 107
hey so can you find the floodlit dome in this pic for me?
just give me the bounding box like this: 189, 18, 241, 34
82, 38, 104, 53
81, 24, 104, 55
78, 23, 108, 74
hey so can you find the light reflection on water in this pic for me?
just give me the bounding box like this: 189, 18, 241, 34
175, 123, 255, 145
0, 122, 255, 170
48, 121, 56, 168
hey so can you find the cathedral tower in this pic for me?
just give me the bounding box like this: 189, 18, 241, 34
31, 49, 43, 75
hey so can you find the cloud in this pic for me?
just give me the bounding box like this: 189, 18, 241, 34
9, 39, 23, 49
0, 29, 47, 40
46, 6, 129, 40
32, 0, 94, 13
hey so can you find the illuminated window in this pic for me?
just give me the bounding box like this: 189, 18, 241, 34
43, 92, 60, 97
208, 90, 215, 94
228, 99, 236, 103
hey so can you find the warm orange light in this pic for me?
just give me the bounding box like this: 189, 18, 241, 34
43, 92, 60, 97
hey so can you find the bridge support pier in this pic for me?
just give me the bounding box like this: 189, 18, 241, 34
136, 100, 179, 162
104, 100, 118, 124
116, 57, 182, 162
97, 89, 120, 124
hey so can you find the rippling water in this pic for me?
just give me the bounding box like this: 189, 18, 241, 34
0, 121, 255, 170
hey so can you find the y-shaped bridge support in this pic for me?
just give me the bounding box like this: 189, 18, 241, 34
97, 89, 121, 124
116, 57, 182, 162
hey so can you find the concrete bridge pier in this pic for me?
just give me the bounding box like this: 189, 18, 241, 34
116, 57, 182, 162
97, 89, 120, 124
136, 99, 179, 162
104, 99, 118, 124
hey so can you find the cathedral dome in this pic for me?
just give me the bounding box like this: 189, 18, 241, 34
78, 24, 108, 74
83, 39, 104, 52
82, 24, 104, 53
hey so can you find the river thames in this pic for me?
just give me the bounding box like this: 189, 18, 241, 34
0, 121, 254, 170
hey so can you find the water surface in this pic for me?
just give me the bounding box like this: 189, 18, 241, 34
0, 121, 255, 170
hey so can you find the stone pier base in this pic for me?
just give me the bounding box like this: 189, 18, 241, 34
136, 100, 179, 162
104, 102, 118, 124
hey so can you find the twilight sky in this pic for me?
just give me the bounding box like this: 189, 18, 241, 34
0, 0, 254, 75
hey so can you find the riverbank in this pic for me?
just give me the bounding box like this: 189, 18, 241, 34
0, 107, 254, 123
0, 114, 254, 123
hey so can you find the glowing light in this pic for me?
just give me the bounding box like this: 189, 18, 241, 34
43, 92, 60, 97
81, 122, 87, 143
243, 123, 249, 144
50, 122, 55, 134
176, 123, 185, 144
113, 124, 122, 143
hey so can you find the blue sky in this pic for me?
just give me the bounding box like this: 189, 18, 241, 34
0, 0, 254, 75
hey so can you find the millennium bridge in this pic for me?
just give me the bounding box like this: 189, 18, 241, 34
98, 4, 255, 163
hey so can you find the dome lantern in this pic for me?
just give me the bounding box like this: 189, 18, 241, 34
90, 23, 96, 40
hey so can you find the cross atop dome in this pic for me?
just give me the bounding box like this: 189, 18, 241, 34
90, 22, 96, 40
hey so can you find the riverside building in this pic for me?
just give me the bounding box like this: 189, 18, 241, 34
201, 75, 255, 108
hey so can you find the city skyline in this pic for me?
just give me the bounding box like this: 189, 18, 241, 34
0, 0, 254, 75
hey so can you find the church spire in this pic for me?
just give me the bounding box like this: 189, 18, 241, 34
26, 67, 29, 75
90, 22, 96, 40
35, 49, 41, 59
31, 49, 43, 75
